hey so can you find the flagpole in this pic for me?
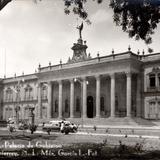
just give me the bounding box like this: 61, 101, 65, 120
4, 48, 6, 77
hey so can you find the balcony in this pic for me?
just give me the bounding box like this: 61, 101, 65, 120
41, 95, 47, 100
4, 98, 13, 103
147, 86, 160, 92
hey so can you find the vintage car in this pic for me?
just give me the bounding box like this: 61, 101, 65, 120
18, 122, 29, 130
7, 118, 17, 131
42, 120, 61, 132
42, 120, 78, 134
7, 118, 29, 130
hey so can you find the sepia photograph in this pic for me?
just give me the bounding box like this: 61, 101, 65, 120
0, 0, 160, 159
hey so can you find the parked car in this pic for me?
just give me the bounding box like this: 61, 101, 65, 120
42, 120, 78, 134
7, 118, 17, 132
42, 120, 61, 132
7, 118, 29, 131
62, 121, 78, 133
18, 122, 29, 130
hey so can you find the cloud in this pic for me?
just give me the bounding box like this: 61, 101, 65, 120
90, 9, 111, 24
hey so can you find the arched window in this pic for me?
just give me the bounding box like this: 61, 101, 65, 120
24, 106, 29, 119
5, 88, 13, 102
24, 84, 33, 100
76, 97, 80, 112
100, 97, 105, 111
65, 99, 69, 112
5, 106, 12, 119
55, 99, 58, 112
42, 85, 47, 99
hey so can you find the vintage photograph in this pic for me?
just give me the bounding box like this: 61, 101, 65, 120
0, 0, 160, 159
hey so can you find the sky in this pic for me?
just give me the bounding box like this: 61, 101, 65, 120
0, 0, 160, 78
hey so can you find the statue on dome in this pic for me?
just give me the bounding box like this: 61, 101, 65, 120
77, 22, 83, 39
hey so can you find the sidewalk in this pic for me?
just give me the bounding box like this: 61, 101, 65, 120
79, 124, 160, 130
34, 129, 160, 140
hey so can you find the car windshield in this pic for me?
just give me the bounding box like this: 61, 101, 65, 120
64, 121, 72, 125
49, 121, 60, 124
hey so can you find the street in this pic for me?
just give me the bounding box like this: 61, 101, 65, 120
0, 127, 160, 151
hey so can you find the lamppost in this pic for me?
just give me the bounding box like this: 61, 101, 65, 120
15, 105, 20, 125
28, 106, 35, 126
13, 79, 24, 125
74, 78, 89, 128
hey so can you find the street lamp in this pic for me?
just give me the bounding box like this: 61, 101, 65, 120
13, 79, 25, 125
15, 105, 20, 125
28, 106, 35, 126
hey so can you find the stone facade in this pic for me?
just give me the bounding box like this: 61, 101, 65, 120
1, 37, 160, 123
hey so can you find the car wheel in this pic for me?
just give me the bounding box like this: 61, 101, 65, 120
64, 130, 69, 135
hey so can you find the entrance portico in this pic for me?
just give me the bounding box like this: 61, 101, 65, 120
37, 71, 138, 120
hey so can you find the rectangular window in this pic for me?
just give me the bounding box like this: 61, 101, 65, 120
6, 89, 13, 102
25, 88, 33, 100
149, 74, 156, 87
42, 87, 47, 99
158, 74, 160, 87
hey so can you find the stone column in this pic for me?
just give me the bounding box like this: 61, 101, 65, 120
126, 72, 132, 117
38, 83, 42, 119
82, 77, 87, 118
110, 73, 115, 117
47, 81, 52, 119
136, 74, 141, 117
58, 80, 63, 119
70, 79, 74, 118
96, 75, 100, 118
156, 73, 159, 88
12, 105, 16, 119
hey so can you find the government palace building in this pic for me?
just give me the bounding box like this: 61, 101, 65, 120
1, 29, 160, 124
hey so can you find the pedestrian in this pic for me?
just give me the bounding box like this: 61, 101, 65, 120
60, 121, 65, 133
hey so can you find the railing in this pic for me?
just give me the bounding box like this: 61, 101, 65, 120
23, 96, 34, 101
41, 95, 47, 100
4, 98, 13, 103
147, 86, 159, 92
148, 113, 159, 120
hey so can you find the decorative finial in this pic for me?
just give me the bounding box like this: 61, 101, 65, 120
60, 59, 62, 64
14, 73, 16, 78
137, 49, 140, 55
97, 52, 100, 57
142, 49, 145, 55
4, 75, 6, 79
38, 63, 41, 68
112, 49, 114, 54
128, 45, 131, 51
49, 62, 51, 66
22, 71, 24, 75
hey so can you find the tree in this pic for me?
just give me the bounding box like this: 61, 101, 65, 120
63, 0, 160, 45
2, 0, 160, 46
0, 0, 12, 10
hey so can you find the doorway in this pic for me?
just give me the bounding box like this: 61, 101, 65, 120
87, 96, 94, 118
